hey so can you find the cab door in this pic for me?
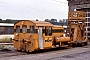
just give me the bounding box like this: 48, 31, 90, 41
38, 27, 44, 49
44, 27, 53, 49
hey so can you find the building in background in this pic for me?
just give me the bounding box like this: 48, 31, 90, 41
67, 0, 90, 39
0, 23, 14, 39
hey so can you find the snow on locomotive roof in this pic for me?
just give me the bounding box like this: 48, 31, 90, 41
0, 23, 14, 26
54, 25, 62, 27
54, 25, 67, 28
63, 26, 67, 28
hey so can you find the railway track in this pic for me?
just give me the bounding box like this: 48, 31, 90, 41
0, 47, 68, 58
0, 42, 90, 58
0, 50, 28, 58
0, 43, 28, 58
0, 45, 90, 60
0, 43, 13, 45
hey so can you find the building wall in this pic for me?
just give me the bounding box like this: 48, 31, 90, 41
68, 0, 90, 39
68, 0, 90, 12
0, 26, 14, 34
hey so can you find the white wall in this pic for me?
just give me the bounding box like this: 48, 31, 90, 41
0, 34, 14, 39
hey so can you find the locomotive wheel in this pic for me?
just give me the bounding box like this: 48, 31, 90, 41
80, 43, 83, 47
77, 42, 82, 47
68, 43, 72, 48
84, 42, 87, 45
26, 50, 30, 53
72, 43, 77, 47
17, 49, 22, 52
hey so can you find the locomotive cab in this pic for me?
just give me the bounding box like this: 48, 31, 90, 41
13, 20, 53, 52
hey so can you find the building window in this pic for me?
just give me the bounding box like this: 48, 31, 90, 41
0, 26, 14, 34
88, 28, 90, 31
88, 23, 90, 26
86, 18, 88, 22
86, 13, 88, 17
88, 33, 90, 36
0, 27, 5, 34
88, 13, 90, 17
22, 25, 27, 33
86, 23, 88, 26
16, 26, 20, 33
87, 8, 90, 12
88, 18, 90, 22
5, 26, 14, 34
83, 8, 88, 12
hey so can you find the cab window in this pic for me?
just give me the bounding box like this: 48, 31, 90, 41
30, 26, 34, 33
45, 27, 52, 36
22, 25, 27, 33
16, 26, 20, 33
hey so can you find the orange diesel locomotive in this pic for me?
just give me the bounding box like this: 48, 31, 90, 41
12, 20, 71, 52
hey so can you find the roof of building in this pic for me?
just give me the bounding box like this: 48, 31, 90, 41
0, 23, 14, 26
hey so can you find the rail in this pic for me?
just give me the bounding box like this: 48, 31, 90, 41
0, 43, 13, 45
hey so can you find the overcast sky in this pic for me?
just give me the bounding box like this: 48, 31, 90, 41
0, 0, 68, 21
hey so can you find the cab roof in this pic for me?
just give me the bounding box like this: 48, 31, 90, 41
14, 20, 54, 27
